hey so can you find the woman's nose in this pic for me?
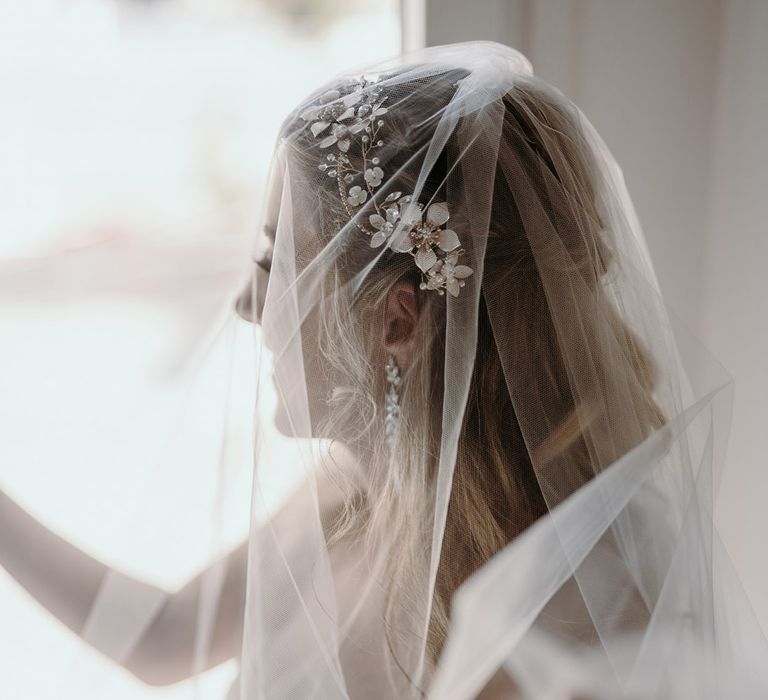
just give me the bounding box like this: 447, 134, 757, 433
234, 260, 270, 324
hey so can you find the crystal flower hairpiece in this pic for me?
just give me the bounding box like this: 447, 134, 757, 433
300, 76, 473, 297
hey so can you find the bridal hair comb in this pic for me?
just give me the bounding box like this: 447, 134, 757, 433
300, 76, 473, 297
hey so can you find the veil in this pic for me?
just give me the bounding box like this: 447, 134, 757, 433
3, 40, 767, 699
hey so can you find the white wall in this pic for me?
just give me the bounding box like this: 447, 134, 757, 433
418, 0, 768, 628
702, 0, 768, 628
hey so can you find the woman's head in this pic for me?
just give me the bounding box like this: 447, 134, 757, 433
240, 48, 666, 680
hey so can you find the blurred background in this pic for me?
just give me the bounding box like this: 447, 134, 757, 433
0, 0, 766, 698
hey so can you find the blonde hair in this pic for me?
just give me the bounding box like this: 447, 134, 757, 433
288, 77, 666, 687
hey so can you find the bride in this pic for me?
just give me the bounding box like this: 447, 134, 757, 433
1, 41, 765, 699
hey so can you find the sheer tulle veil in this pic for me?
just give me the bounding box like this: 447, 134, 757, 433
7, 40, 768, 699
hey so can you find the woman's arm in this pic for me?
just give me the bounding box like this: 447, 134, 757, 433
0, 487, 247, 686
0, 487, 112, 635
123, 540, 247, 686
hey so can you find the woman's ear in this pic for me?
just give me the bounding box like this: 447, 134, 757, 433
382, 278, 420, 370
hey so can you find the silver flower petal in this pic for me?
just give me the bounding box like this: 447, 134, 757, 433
370, 230, 388, 247
369, 214, 386, 230
438, 229, 461, 252
320, 89, 341, 103
347, 185, 368, 206
343, 91, 362, 107
390, 226, 414, 253
400, 202, 422, 226
301, 106, 321, 121
415, 246, 438, 272
364, 167, 384, 187
426, 202, 450, 226
331, 123, 348, 136
310, 120, 331, 137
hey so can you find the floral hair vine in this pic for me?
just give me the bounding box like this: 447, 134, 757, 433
300, 75, 473, 297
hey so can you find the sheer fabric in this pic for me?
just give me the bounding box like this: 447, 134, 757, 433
6, 40, 768, 699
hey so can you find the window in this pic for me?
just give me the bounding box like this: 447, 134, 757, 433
0, 2, 399, 698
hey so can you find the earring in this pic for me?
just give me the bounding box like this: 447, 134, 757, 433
384, 355, 401, 449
